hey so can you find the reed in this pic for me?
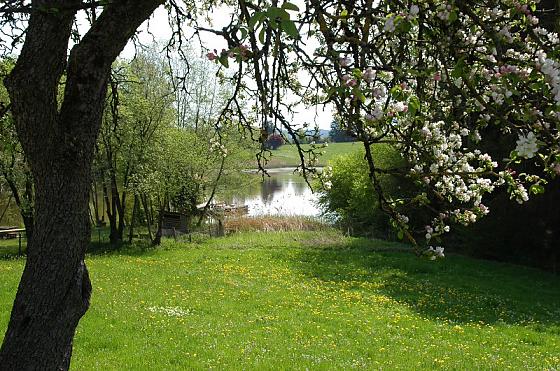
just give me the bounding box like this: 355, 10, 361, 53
224, 215, 327, 233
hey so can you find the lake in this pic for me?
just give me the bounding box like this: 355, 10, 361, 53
223, 168, 322, 217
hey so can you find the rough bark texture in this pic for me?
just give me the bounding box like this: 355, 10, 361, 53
0, 0, 164, 369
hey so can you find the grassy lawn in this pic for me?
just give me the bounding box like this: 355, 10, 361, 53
0, 230, 559, 369
264, 142, 362, 168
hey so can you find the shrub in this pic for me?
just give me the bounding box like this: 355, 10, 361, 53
319, 144, 414, 238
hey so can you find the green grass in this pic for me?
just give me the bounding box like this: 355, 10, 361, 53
0, 230, 559, 369
265, 142, 363, 168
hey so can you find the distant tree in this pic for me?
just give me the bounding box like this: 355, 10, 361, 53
93, 50, 175, 245
265, 133, 284, 150
329, 121, 355, 143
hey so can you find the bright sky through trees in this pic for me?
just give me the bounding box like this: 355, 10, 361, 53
118, 4, 335, 130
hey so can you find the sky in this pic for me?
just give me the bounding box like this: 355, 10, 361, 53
118, 4, 334, 131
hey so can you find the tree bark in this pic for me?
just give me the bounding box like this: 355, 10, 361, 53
0, 1, 164, 369
128, 194, 139, 243
141, 193, 154, 241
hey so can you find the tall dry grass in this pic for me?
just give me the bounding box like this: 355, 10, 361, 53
224, 216, 327, 233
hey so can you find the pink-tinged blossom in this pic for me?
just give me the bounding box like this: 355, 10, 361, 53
365, 107, 383, 121
372, 86, 386, 98
341, 74, 357, 87
393, 101, 407, 112
363, 67, 376, 83
384, 17, 395, 32
553, 163, 560, 175
206, 52, 217, 61
339, 56, 353, 67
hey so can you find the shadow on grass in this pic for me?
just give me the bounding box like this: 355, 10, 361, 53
0, 239, 160, 260
87, 239, 159, 257
289, 237, 560, 329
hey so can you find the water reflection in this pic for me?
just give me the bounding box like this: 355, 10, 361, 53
226, 169, 321, 216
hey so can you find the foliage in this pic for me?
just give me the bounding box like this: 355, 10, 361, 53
94, 46, 257, 242
319, 144, 417, 238
92, 49, 176, 242
329, 120, 355, 143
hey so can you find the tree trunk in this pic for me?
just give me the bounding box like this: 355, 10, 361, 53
141, 193, 154, 241
22, 214, 34, 248
103, 179, 119, 245
152, 208, 163, 246
128, 194, 139, 243
0, 1, 164, 368
91, 183, 102, 226
0, 160, 93, 369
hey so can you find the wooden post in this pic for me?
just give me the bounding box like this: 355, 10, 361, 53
18, 232, 22, 256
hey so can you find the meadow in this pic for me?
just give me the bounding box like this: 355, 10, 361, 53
264, 142, 363, 168
1, 230, 559, 369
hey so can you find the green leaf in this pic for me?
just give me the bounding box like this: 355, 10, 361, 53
451, 57, 466, 78
326, 87, 341, 100
281, 2, 300, 11
259, 27, 266, 44
448, 11, 458, 23
238, 27, 248, 40
353, 88, 366, 103
408, 96, 420, 116
267, 7, 291, 21
281, 20, 299, 39
218, 55, 229, 68
248, 11, 265, 30
390, 85, 402, 99
397, 20, 412, 33
340, 9, 348, 17
530, 184, 545, 195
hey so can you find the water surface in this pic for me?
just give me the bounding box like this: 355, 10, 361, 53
224, 168, 321, 216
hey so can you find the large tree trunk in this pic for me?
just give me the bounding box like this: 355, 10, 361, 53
0, 156, 94, 369
0, 1, 164, 369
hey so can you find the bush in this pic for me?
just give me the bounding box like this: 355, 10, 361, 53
319, 144, 414, 238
